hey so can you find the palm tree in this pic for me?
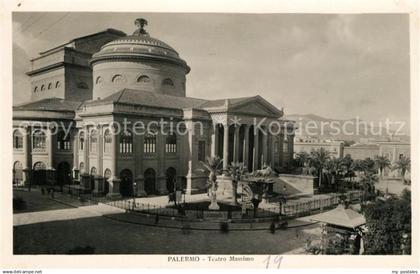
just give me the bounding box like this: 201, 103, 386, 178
341, 154, 355, 187
295, 151, 310, 174
374, 155, 391, 179
295, 151, 310, 167
360, 171, 378, 202
324, 157, 344, 191
309, 148, 331, 189
393, 156, 411, 184
227, 162, 247, 206
200, 156, 223, 210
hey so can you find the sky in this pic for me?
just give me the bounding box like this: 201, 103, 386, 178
13, 12, 410, 133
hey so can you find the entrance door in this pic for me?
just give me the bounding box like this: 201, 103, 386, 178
144, 168, 156, 195
33, 162, 46, 186
119, 169, 133, 197
57, 162, 71, 190
166, 167, 176, 193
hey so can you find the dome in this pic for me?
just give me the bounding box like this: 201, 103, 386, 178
90, 18, 190, 73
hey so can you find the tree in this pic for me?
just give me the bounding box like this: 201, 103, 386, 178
309, 148, 331, 189
374, 155, 391, 179
393, 156, 411, 184
295, 151, 310, 168
227, 162, 247, 206
341, 154, 355, 188
324, 157, 345, 192
363, 189, 411, 254
360, 171, 378, 202
200, 156, 223, 210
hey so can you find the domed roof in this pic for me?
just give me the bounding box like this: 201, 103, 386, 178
90, 18, 190, 72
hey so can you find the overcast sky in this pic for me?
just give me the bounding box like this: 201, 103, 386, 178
13, 13, 410, 132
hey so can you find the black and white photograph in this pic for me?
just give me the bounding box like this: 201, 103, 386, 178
1, 0, 419, 271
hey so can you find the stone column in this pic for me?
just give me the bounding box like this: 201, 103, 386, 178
262, 128, 268, 167
158, 129, 168, 195
72, 128, 79, 182
253, 127, 260, 171
135, 131, 146, 196
279, 133, 284, 167
107, 127, 121, 198
211, 124, 219, 158
222, 123, 229, 172
185, 121, 196, 194
233, 125, 240, 163
47, 125, 54, 169
84, 127, 90, 172
23, 126, 32, 186
243, 125, 250, 170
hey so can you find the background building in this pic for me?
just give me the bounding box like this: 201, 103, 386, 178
294, 136, 344, 158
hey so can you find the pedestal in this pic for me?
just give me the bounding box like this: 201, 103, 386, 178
134, 176, 147, 197
157, 175, 169, 195
106, 177, 121, 199
208, 190, 220, 210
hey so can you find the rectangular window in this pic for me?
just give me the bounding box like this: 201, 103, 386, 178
274, 141, 279, 153
283, 142, 288, 153
144, 134, 156, 154
198, 140, 206, 162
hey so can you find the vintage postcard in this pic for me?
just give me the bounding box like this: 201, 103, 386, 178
1, 0, 419, 271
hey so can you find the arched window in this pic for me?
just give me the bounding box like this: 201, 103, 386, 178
144, 131, 156, 154
77, 82, 89, 89
162, 78, 174, 87
90, 129, 98, 153
32, 130, 46, 151
96, 76, 103, 85
55, 81, 61, 88
112, 74, 124, 83
79, 132, 85, 151
57, 130, 71, 150
165, 132, 177, 153
33, 161, 46, 170
104, 129, 112, 153
48, 83, 52, 90
13, 130, 23, 150
120, 130, 133, 154
13, 161, 23, 185
137, 75, 150, 83
41, 85, 45, 91
34, 86, 38, 93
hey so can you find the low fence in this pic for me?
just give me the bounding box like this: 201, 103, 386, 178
282, 191, 362, 217
107, 199, 280, 220
66, 187, 362, 221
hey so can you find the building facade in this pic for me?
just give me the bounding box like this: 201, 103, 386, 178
13, 19, 295, 197
294, 136, 344, 158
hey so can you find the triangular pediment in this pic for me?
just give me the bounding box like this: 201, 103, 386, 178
229, 96, 282, 117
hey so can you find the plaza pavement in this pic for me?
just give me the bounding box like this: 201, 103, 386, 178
13, 203, 125, 226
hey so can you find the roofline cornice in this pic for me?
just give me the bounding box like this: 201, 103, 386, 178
89, 54, 190, 73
